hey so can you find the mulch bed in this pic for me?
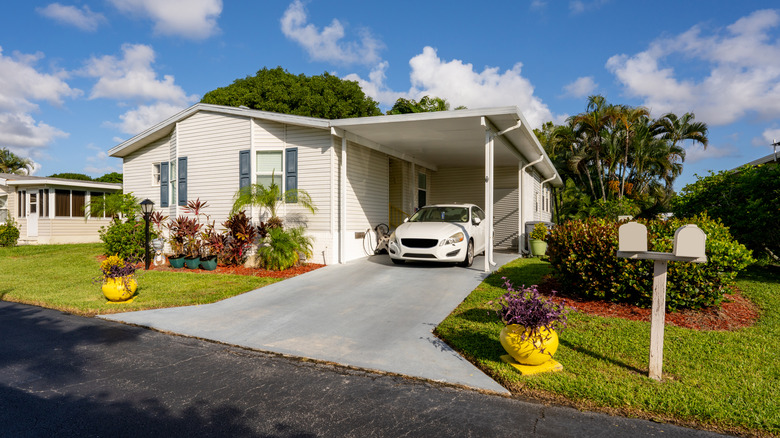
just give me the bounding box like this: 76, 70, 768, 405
537, 277, 760, 332
146, 262, 325, 279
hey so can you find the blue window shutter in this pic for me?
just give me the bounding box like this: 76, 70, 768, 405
285, 147, 298, 203
160, 161, 169, 207
239, 150, 250, 189
178, 157, 187, 206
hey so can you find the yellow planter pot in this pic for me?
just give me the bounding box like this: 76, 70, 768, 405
500, 325, 559, 367
101, 277, 138, 302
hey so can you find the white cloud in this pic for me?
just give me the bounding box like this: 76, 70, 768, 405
113, 102, 185, 135
84, 144, 121, 174
606, 9, 780, 126
562, 76, 597, 98
109, 0, 221, 39
0, 112, 68, 148
684, 142, 736, 163
281, 0, 382, 65
37, 3, 106, 32
569, 0, 609, 14
754, 127, 780, 146
83, 43, 197, 105
349, 47, 554, 128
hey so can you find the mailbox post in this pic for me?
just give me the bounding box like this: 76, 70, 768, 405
616, 222, 707, 381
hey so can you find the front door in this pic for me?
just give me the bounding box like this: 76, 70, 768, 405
27, 191, 38, 238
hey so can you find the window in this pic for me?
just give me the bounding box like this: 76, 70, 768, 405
90, 192, 104, 218
417, 172, 427, 210
256, 151, 283, 188
471, 206, 485, 224
0, 195, 7, 223
55, 189, 70, 217
152, 163, 161, 186
71, 191, 85, 217
29, 192, 37, 214
41, 189, 49, 218
18, 191, 25, 218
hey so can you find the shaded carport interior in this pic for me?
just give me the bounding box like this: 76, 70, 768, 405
330, 107, 563, 272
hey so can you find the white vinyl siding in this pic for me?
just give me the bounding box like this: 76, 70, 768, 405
176, 111, 251, 227
124, 135, 172, 214
344, 141, 388, 261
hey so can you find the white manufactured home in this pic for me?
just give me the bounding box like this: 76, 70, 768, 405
0, 173, 122, 244
109, 103, 562, 271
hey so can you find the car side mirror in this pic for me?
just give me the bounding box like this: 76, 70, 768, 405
403, 217, 409, 223
473, 217, 481, 225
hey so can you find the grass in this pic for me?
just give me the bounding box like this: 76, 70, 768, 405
0, 243, 279, 316
435, 258, 780, 437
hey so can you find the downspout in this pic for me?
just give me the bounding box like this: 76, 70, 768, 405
520, 155, 544, 254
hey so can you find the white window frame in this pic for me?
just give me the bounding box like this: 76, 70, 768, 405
152, 162, 161, 186
255, 150, 285, 190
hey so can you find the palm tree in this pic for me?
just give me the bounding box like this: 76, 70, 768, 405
0, 148, 34, 175
614, 105, 650, 198
231, 176, 316, 227
569, 95, 615, 200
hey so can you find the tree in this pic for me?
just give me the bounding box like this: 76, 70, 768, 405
568, 95, 616, 201
0, 148, 34, 175
95, 172, 123, 183
48, 173, 92, 181
386, 96, 463, 115
201, 67, 382, 119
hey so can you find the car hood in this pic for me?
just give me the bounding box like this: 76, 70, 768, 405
394, 221, 466, 239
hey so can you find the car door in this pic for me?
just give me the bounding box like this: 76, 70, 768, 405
470, 206, 486, 253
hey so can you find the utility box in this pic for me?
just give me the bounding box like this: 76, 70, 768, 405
673, 224, 706, 259
618, 222, 647, 252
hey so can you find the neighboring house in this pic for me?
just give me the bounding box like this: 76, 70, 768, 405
109, 103, 562, 271
0, 173, 121, 244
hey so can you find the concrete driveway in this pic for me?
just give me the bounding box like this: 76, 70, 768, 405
102, 254, 519, 394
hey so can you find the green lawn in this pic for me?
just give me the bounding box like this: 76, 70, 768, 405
0, 243, 279, 316
435, 258, 780, 437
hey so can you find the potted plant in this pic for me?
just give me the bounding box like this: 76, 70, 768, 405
199, 223, 225, 271
166, 216, 188, 268
529, 223, 548, 257
95, 255, 139, 302
490, 278, 568, 374
180, 216, 202, 269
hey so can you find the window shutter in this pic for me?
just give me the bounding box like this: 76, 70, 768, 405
178, 157, 187, 206
160, 161, 169, 207
239, 150, 250, 189
285, 147, 298, 203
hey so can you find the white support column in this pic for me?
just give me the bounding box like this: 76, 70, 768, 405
340, 136, 347, 264
484, 129, 491, 273
649, 260, 668, 380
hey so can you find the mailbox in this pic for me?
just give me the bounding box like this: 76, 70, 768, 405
673, 224, 706, 259
618, 222, 647, 252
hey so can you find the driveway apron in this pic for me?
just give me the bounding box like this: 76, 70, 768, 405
101, 254, 519, 394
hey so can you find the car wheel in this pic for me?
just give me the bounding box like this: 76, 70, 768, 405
460, 240, 474, 267
391, 258, 405, 265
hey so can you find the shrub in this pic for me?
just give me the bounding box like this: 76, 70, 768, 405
0, 217, 20, 247
529, 223, 548, 241
99, 218, 147, 260
222, 210, 257, 266
257, 226, 313, 271
673, 165, 780, 260
546, 215, 754, 310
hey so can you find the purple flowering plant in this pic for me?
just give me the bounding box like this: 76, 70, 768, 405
489, 278, 569, 349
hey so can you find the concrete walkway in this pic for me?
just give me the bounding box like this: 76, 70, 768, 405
102, 254, 520, 394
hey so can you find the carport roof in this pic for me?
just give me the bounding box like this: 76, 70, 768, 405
108, 103, 561, 187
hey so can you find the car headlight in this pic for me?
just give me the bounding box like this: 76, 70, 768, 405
441, 232, 464, 246
389, 231, 397, 243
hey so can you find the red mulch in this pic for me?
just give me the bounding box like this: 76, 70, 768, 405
98, 255, 325, 279
536, 277, 760, 331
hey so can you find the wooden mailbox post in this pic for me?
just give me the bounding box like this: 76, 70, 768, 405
616, 222, 707, 381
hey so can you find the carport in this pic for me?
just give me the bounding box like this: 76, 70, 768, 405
330, 107, 563, 272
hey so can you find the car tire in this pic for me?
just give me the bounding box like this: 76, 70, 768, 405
391, 258, 405, 265
460, 240, 474, 267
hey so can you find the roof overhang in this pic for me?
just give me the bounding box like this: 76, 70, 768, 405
3, 175, 122, 190
330, 107, 562, 186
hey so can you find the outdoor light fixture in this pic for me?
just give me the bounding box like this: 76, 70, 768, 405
140, 199, 154, 270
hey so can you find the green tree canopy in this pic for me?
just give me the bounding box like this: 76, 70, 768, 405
386, 96, 465, 115
95, 172, 123, 183
0, 148, 34, 175
48, 173, 92, 181
201, 67, 382, 119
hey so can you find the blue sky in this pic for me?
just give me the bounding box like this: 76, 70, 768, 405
2, 0, 779, 190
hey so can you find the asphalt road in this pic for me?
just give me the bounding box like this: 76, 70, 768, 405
0, 302, 731, 437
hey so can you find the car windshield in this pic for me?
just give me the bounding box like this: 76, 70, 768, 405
408, 206, 469, 223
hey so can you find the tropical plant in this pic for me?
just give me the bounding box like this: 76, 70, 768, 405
257, 226, 313, 271
0, 148, 34, 175
231, 177, 316, 227
166, 216, 190, 257
98, 218, 146, 260
149, 211, 168, 237
222, 210, 258, 266
0, 217, 20, 247
488, 278, 568, 353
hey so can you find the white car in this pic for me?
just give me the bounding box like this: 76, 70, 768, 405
387, 204, 486, 267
